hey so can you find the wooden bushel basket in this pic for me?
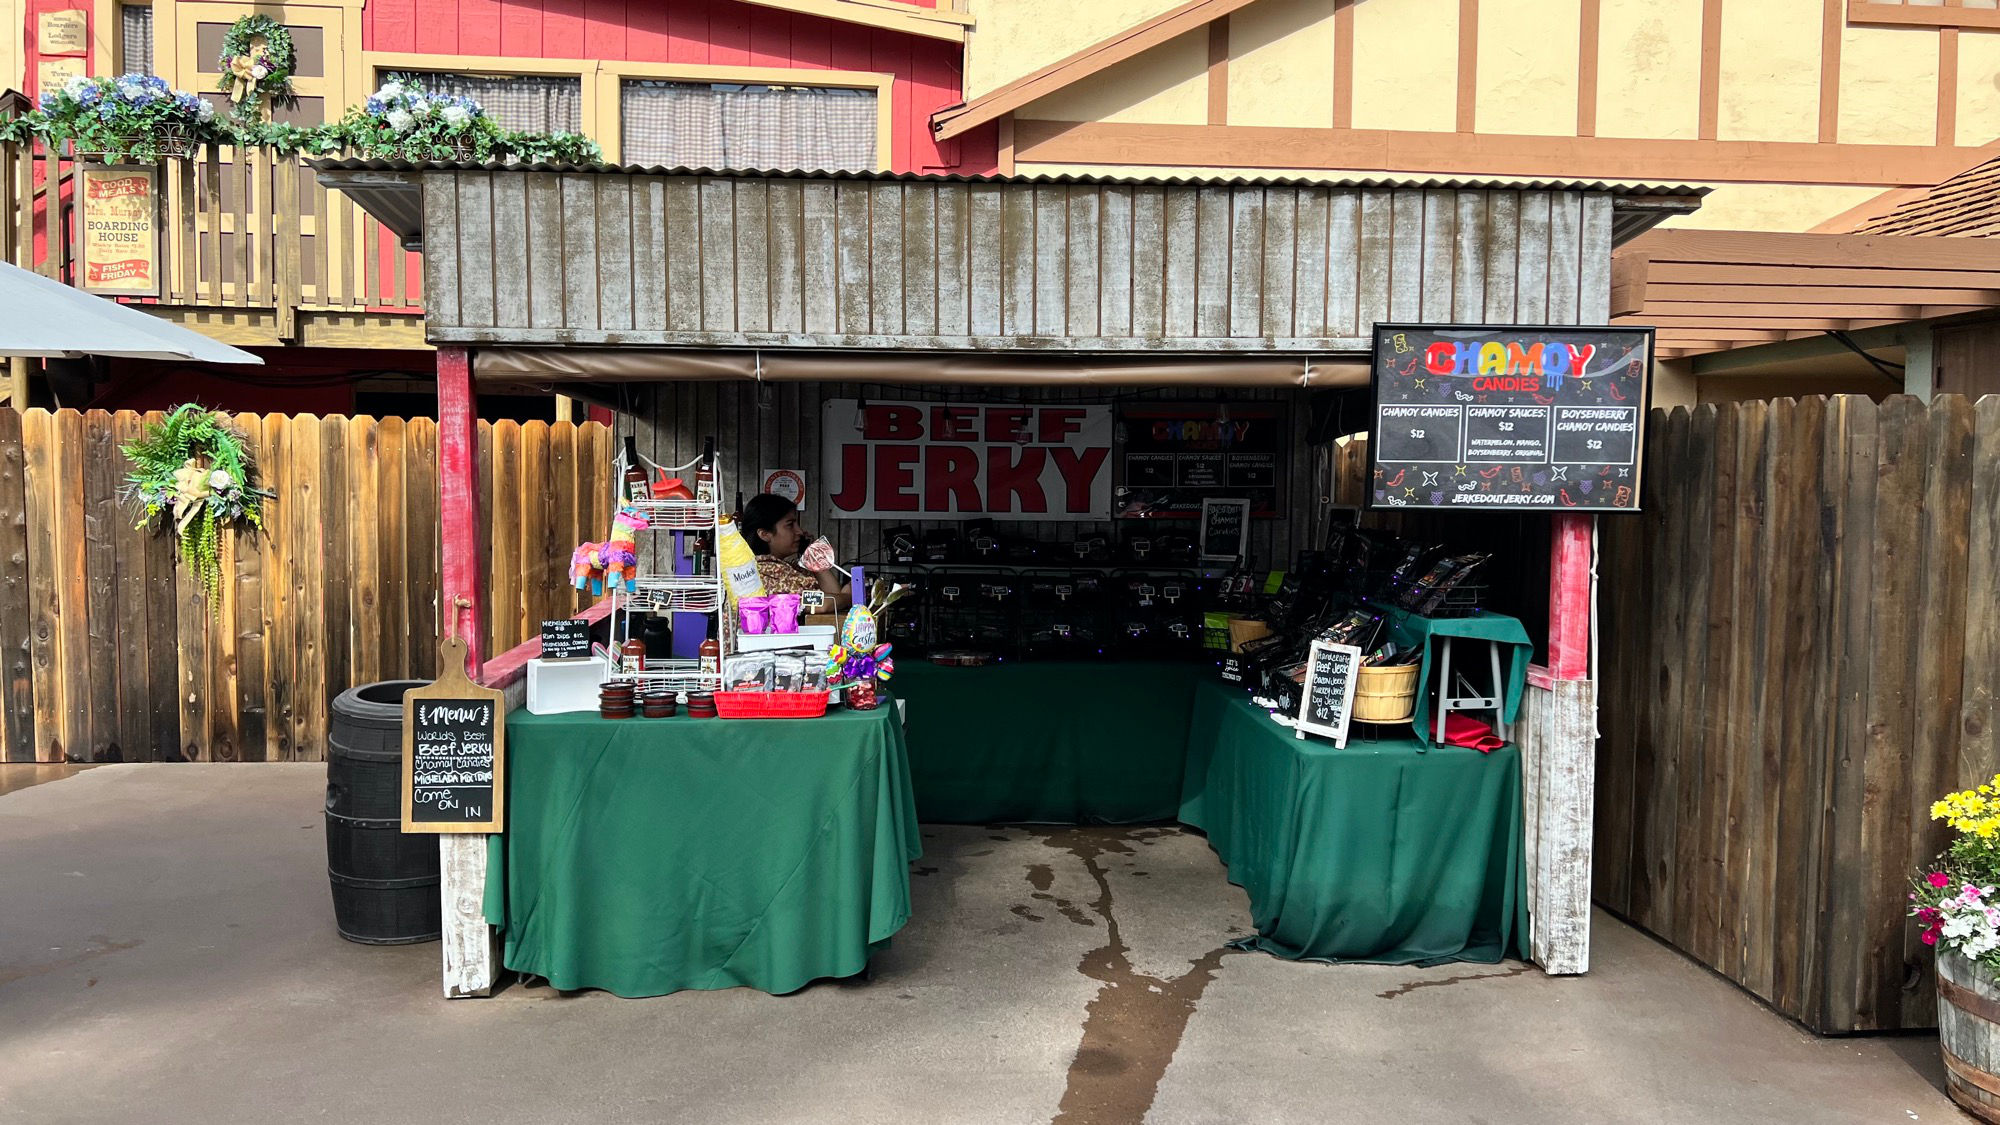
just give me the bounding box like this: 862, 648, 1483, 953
1939, 948, 2000, 1122
1353, 664, 1420, 724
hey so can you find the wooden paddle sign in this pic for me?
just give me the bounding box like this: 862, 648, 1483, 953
1296, 639, 1363, 748
402, 636, 506, 833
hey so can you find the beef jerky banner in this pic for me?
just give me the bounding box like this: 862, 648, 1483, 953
1369, 324, 1652, 513
824, 399, 1112, 520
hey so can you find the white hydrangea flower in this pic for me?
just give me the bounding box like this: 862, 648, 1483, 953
197, 100, 216, 122
412, 97, 435, 119
375, 81, 403, 102
440, 104, 470, 128
385, 109, 414, 134
63, 75, 93, 99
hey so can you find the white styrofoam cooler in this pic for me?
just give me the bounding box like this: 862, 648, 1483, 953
734, 625, 836, 655
526, 656, 604, 715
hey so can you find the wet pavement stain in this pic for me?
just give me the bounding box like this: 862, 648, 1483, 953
1031, 892, 1097, 928
912, 865, 940, 877
1025, 863, 1054, 892
1376, 961, 1531, 1000
1023, 827, 1234, 1125
0, 935, 142, 989
1011, 905, 1046, 923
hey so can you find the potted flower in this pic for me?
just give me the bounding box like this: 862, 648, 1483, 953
35, 74, 222, 162
1915, 779, 2000, 1119
333, 79, 504, 162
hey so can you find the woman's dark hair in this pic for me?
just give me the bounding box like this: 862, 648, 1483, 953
738, 493, 798, 556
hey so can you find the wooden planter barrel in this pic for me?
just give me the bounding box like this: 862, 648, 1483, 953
1939, 950, 2000, 1121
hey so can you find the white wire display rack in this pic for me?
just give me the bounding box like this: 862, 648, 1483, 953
604, 443, 726, 695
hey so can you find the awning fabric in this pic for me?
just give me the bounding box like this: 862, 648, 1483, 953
473, 348, 1367, 388
0, 261, 262, 364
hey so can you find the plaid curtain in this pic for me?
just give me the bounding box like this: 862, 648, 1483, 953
120, 5, 154, 76
619, 82, 876, 171
390, 72, 583, 134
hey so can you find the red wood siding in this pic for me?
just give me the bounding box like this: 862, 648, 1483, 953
363, 0, 996, 174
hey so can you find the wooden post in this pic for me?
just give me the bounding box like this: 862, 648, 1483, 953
435, 345, 494, 998
1525, 511, 1598, 975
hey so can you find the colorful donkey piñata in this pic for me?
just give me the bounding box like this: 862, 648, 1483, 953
569, 505, 648, 595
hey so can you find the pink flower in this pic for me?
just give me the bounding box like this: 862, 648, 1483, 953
1932, 872, 1953, 888
1919, 908, 1942, 924
1924, 929, 1940, 946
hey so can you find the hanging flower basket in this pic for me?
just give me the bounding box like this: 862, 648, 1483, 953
75, 122, 202, 162
33, 75, 221, 164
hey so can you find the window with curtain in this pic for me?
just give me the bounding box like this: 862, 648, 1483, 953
387, 72, 583, 134
619, 82, 876, 171
120, 4, 154, 75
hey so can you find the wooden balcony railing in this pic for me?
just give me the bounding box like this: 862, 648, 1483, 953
0, 138, 424, 339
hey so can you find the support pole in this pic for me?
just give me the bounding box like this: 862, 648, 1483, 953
435, 345, 494, 998
1528, 511, 1597, 975
437, 346, 483, 677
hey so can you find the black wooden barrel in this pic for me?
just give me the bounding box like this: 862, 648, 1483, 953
327, 680, 440, 945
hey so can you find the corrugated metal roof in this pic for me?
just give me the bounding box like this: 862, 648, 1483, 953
1855, 155, 2000, 238
308, 158, 1708, 197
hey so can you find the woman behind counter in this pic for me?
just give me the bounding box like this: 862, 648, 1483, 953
737, 493, 850, 609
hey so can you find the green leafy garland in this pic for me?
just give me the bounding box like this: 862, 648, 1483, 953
121, 405, 272, 615
216, 15, 298, 123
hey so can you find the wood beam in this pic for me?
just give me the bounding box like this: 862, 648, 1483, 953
1012, 119, 1998, 187
1849, 0, 2000, 30
1578, 0, 1600, 138
1208, 17, 1229, 126
1632, 228, 2000, 271
1639, 281, 2000, 304
1458, 0, 1479, 134
1820, 0, 1843, 143
1698, 0, 1723, 140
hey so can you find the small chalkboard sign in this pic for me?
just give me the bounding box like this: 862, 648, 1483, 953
1295, 640, 1363, 748
402, 636, 506, 834
1199, 498, 1250, 561
539, 618, 591, 660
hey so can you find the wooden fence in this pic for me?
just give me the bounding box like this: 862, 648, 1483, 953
0, 409, 613, 764
1596, 394, 2000, 1033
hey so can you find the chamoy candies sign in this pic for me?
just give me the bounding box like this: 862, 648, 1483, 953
822, 400, 1112, 521
1369, 325, 1653, 513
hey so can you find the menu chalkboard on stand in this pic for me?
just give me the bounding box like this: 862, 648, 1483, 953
539, 618, 591, 660
402, 636, 506, 833
1198, 497, 1250, 561
1370, 324, 1653, 513
1296, 640, 1362, 748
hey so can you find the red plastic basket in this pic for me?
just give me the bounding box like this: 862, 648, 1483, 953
712, 690, 831, 719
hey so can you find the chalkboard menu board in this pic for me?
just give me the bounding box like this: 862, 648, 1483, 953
539, 618, 591, 660
1370, 324, 1653, 513
1199, 498, 1250, 561
402, 641, 506, 833
1296, 640, 1362, 747
1117, 404, 1285, 519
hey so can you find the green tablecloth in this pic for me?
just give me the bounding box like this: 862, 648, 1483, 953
1387, 610, 1534, 738
895, 660, 1209, 824
483, 702, 921, 997
1180, 680, 1527, 965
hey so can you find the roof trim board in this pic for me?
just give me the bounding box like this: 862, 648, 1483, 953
929, 0, 1265, 141
734, 0, 971, 42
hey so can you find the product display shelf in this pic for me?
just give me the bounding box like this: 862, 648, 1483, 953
606, 445, 727, 694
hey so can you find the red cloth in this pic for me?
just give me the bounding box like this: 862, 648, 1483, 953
1442, 713, 1506, 753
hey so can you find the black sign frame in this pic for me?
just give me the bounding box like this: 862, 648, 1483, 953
401, 637, 506, 834
539, 618, 592, 660
1367, 323, 1654, 514
1295, 639, 1362, 748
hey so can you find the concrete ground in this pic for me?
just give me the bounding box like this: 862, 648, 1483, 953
0, 764, 1956, 1125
